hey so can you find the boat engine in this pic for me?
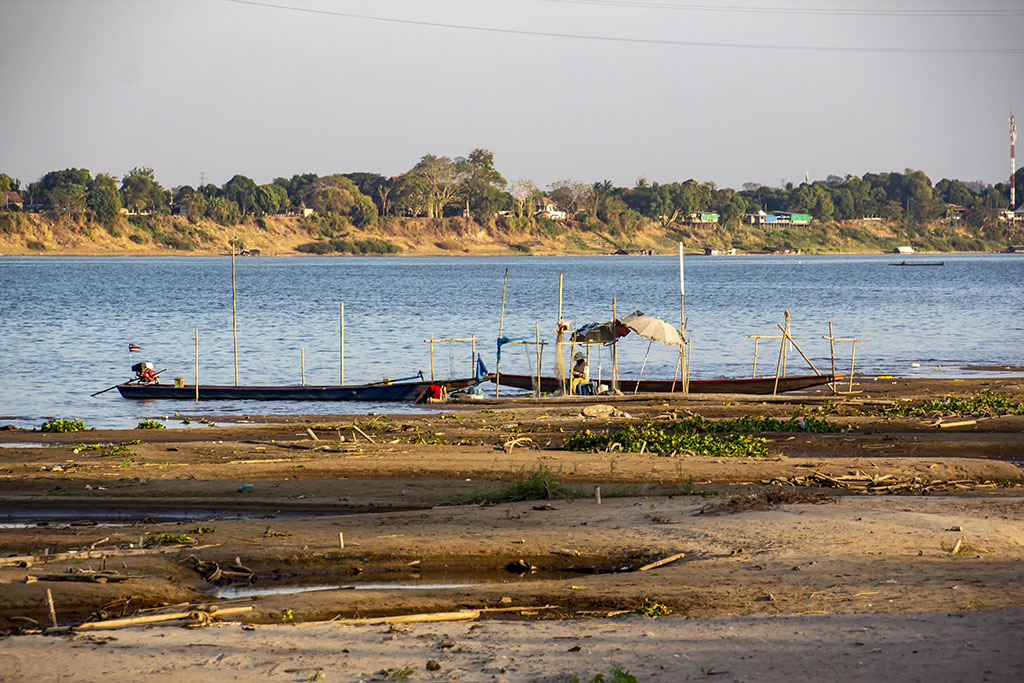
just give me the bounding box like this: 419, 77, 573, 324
132, 361, 159, 384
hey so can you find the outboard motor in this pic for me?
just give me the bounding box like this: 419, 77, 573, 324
132, 361, 159, 383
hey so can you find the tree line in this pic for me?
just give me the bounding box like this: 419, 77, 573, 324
1, 152, 1020, 234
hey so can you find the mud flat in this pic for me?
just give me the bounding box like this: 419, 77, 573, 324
0, 377, 1021, 681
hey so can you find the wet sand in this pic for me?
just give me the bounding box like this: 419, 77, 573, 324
0, 377, 1021, 680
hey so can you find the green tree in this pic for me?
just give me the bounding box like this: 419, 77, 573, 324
120, 167, 166, 213
39, 168, 91, 218
456, 148, 507, 221
0, 173, 19, 193
223, 174, 258, 216
255, 183, 287, 216
86, 172, 122, 223
408, 154, 461, 218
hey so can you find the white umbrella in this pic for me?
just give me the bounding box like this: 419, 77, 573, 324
622, 315, 682, 346
621, 314, 683, 394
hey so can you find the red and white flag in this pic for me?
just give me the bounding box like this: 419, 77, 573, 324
128, 343, 141, 353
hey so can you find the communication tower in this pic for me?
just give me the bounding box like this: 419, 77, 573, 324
1011, 113, 1017, 210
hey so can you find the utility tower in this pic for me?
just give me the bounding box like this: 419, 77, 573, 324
1011, 113, 1016, 210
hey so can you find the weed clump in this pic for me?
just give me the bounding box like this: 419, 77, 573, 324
564, 420, 773, 458
460, 466, 587, 504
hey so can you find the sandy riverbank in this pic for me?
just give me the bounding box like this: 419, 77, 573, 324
0, 377, 1021, 680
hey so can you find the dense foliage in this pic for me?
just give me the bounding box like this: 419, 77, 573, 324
3, 154, 1021, 252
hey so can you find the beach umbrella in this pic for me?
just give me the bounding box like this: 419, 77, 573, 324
621, 314, 683, 393
622, 315, 683, 346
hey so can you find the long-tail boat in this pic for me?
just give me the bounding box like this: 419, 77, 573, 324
116, 374, 484, 401
492, 373, 840, 395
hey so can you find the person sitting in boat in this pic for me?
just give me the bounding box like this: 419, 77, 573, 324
570, 351, 593, 395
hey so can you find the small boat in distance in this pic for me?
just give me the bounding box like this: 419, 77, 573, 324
493, 373, 840, 395
889, 260, 945, 266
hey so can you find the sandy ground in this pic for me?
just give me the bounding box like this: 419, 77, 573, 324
0, 377, 1022, 680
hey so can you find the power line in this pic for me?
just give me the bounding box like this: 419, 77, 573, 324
538, 0, 1024, 18
219, 0, 1024, 54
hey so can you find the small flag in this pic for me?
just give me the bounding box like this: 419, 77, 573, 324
128, 343, 141, 353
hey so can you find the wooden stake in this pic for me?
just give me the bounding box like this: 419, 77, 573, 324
634, 339, 653, 395
496, 267, 508, 399
46, 588, 57, 628
471, 336, 476, 378
849, 340, 857, 393
535, 321, 541, 398
429, 333, 435, 382
782, 310, 790, 377
558, 273, 566, 396
339, 532, 344, 549
594, 486, 601, 504
773, 320, 785, 396
301, 347, 305, 386
679, 242, 687, 394
611, 297, 618, 393
231, 243, 238, 386
776, 324, 822, 375
340, 302, 344, 386
685, 331, 692, 389
828, 321, 837, 394
194, 328, 199, 402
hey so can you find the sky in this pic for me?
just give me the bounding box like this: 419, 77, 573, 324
1, 0, 1022, 192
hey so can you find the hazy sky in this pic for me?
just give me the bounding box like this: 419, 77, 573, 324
2, 0, 1021, 191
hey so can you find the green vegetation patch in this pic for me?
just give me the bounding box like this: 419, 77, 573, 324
459, 465, 588, 504
564, 420, 774, 458
676, 414, 843, 433
136, 419, 166, 429
296, 237, 398, 255
884, 392, 1024, 417
41, 418, 86, 433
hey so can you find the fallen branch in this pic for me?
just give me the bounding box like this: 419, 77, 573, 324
638, 552, 686, 572
0, 543, 221, 568
75, 605, 253, 631
333, 609, 480, 625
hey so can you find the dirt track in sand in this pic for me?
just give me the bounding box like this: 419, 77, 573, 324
0, 376, 1021, 635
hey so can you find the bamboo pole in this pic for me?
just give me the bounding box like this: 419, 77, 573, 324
46, 588, 57, 628
301, 347, 305, 385
611, 297, 618, 393
194, 328, 199, 402
752, 338, 759, 379
340, 302, 344, 386
558, 273, 565, 396
679, 242, 687, 394
231, 243, 238, 386
671, 351, 681, 392
535, 321, 541, 398
495, 267, 508, 398
776, 324, 822, 375
634, 339, 653, 395
849, 340, 857, 393
782, 310, 790, 377
772, 322, 785, 396
429, 333, 435, 382
828, 321, 836, 394
685, 331, 692, 389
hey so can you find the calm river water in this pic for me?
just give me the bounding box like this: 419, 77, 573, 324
1, 254, 1022, 428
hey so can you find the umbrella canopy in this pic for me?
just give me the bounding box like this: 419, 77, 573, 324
622, 315, 682, 346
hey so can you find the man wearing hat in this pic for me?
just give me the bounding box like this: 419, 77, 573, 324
570, 351, 591, 395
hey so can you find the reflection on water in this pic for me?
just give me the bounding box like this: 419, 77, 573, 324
2, 254, 1022, 428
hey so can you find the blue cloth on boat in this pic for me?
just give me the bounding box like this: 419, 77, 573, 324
496, 336, 530, 366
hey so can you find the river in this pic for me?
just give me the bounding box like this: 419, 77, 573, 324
1, 253, 1021, 428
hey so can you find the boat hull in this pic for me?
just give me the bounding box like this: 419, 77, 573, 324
493, 373, 840, 395
116, 376, 482, 401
